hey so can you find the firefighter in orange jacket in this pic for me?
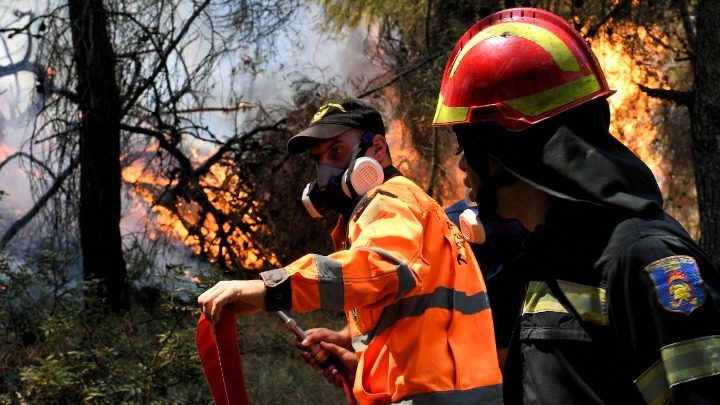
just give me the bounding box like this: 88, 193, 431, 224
198, 98, 503, 404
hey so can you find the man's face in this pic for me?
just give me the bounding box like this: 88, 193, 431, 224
458, 153, 481, 204
458, 152, 504, 208
309, 129, 363, 169
454, 124, 517, 218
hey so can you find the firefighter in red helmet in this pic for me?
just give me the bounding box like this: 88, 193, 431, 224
434, 7, 720, 404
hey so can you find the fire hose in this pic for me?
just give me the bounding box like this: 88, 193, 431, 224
196, 303, 250, 405
196, 305, 356, 405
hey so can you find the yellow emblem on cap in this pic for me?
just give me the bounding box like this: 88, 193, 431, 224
312, 103, 347, 124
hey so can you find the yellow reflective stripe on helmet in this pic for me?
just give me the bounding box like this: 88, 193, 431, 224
450, 22, 580, 78
433, 94, 469, 124
635, 360, 671, 405
504, 74, 601, 117
661, 335, 720, 387
522, 280, 608, 325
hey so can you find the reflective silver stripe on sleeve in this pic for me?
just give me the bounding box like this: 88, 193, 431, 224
634, 359, 671, 405
352, 286, 490, 350
522, 280, 608, 325
314, 246, 415, 311
633, 336, 720, 404
356, 246, 417, 299
661, 335, 720, 387
391, 383, 504, 404
314, 254, 344, 310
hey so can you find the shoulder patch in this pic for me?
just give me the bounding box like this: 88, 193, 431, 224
644, 255, 705, 315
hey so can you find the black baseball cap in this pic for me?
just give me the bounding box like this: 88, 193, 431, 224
287, 98, 386, 154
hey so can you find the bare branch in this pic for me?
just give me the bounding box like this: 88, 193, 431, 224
638, 84, 693, 107
121, 0, 212, 113
358, 50, 446, 98
678, 0, 696, 50
1, 159, 79, 249
585, 0, 632, 39
0, 151, 58, 180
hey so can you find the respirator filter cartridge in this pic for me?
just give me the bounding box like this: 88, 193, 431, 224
459, 209, 486, 244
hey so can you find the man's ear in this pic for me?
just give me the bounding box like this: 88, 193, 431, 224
370, 134, 387, 161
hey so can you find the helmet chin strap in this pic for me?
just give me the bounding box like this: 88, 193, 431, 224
477, 165, 517, 220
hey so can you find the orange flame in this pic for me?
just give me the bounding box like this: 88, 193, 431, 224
0, 144, 15, 161
122, 145, 279, 272
118, 28, 687, 272
593, 33, 666, 185
384, 117, 419, 176
45, 65, 56, 80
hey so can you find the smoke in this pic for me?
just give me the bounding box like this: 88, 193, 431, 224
243, 7, 383, 108
1, 3, 381, 205
0, 56, 37, 222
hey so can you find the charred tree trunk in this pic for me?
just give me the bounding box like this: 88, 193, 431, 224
691, 0, 720, 269
68, 0, 128, 311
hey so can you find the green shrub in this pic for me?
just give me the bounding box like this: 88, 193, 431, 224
0, 254, 348, 404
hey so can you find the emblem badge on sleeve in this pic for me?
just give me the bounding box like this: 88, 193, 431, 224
645, 255, 705, 315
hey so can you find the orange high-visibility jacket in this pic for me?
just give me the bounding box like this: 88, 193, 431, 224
281, 175, 502, 404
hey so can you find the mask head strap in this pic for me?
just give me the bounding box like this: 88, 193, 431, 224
344, 142, 361, 199
356, 132, 376, 157
360, 131, 376, 145
344, 132, 379, 199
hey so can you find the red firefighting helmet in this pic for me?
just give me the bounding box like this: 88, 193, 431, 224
432, 8, 615, 131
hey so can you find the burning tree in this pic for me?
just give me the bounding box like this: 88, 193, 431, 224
3, 0, 718, 316
314, 0, 720, 268
0, 0, 313, 312
561, 0, 720, 268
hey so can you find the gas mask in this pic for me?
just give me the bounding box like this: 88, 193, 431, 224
459, 187, 485, 244
459, 209, 486, 244
458, 187, 524, 245
301, 133, 385, 218
458, 207, 526, 245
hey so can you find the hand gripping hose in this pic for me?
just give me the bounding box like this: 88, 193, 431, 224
277, 311, 357, 405
196, 304, 250, 405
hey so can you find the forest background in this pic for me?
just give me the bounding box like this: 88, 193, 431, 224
0, 0, 718, 403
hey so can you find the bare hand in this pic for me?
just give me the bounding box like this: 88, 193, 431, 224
197, 280, 266, 323
303, 326, 352, 349
318, 340, 357, 388
294, 326, 356, 387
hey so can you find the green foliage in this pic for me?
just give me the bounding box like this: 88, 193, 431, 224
314, 0, 426, 34
234, 310, 348, 404
0, 254, 205, 404
0, 252, 347, 404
